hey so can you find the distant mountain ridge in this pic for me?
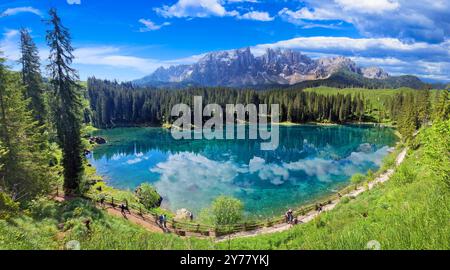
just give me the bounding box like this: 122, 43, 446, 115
133, 48, 427, 89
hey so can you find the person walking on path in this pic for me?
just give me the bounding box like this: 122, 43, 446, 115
158, 214, 164, 227
285, 209, 294, 224
120, 203, 128, 218
163, 214, 167, 228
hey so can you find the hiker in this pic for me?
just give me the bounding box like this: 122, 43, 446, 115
99, 196, 105, 207
84, 219, 91, 232
316, 203, 323, 213
163, 214, 167, 228
158, 214, 164, 226
189, 211, 194, 221
124, 202, 131, 214
285, 209, 294, 224
120, 203, 126, 215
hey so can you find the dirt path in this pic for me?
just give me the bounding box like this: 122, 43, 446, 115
53, 195, 167, 233
216, 148, 407, 242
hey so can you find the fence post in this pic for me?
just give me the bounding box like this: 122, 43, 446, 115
111, 197, 115, 208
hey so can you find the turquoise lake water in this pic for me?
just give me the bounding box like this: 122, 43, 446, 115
88, 125, 397, 217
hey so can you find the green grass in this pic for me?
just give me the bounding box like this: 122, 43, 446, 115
1, 120, 448, 250
0, 197, 213, 250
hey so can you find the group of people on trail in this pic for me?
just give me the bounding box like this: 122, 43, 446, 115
285, 209, 298, 225
158, 214, 168, 229
120, 203, 131, 216
316, 203, 323, 213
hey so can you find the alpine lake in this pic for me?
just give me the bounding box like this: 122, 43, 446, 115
88, 124, 397, 218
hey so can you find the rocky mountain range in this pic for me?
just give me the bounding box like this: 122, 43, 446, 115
134, 48, 391, 88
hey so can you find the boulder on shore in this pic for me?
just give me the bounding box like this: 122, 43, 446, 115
89, 136, 107, 145
174, 208, 192, 221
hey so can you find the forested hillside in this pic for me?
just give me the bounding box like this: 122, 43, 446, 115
87, 77, 439, 140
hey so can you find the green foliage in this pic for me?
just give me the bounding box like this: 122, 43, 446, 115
19, 28, 47, 125
135, 183, 161, 209
432, 89, 450, 122
0, 192, 19, 219
0, 56, 56, 200
46, 8, 84, 194
350, 173, 366, 185
211, 196, 244, 226
87, 78, 370, 128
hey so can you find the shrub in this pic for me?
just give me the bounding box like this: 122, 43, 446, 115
0, 191, 19, 219
135, 183, 161, 209
211, 196, 243, 226
351, 173, 366, 185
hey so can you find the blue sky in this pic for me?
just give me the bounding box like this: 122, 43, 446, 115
0, 0, 449, 82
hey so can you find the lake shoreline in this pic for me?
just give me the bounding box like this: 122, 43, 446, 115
87, 123, 399, 223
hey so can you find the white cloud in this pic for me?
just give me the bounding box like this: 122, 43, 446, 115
281, 0, 450, 43
154, 0, 271, 22
73, 46, 162, 73
67, 0, 81, 5
226, 0, 259, 3
284, 146, 392, 182
238, 11, 274, 21
155, 0, 230, 18
71, 46, 203, 75
249, 157, 289, 185
126, 158, 143, 165
0, 6, 42, 17
252, 36, 450, 61
138, 19, 170, 32
0, 29, 21, 60
278, 7, 344, 23
335, 0, 399, 14
151, 152, 243, 210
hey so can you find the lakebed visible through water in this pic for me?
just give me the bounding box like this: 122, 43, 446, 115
88, 125, 397, 218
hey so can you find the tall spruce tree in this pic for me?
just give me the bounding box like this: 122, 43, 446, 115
46, 8, 84, 194
433, 88, 450, 121
19, 29, 46, 125
0, 54, 54, 200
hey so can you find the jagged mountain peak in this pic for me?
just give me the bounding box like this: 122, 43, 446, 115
134, 48, 390, 87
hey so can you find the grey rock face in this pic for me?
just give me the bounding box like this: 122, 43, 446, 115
135, 48, 390, 87
361, 67, 389, 79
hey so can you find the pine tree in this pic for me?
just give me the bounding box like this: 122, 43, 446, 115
433, 88, 449, 121
46, 8, 84, 194
0, 54, 54, 200
416, 89, 431, 125
19, 28, 47, 125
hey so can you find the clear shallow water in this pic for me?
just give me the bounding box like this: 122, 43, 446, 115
88, 125, 397, 217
